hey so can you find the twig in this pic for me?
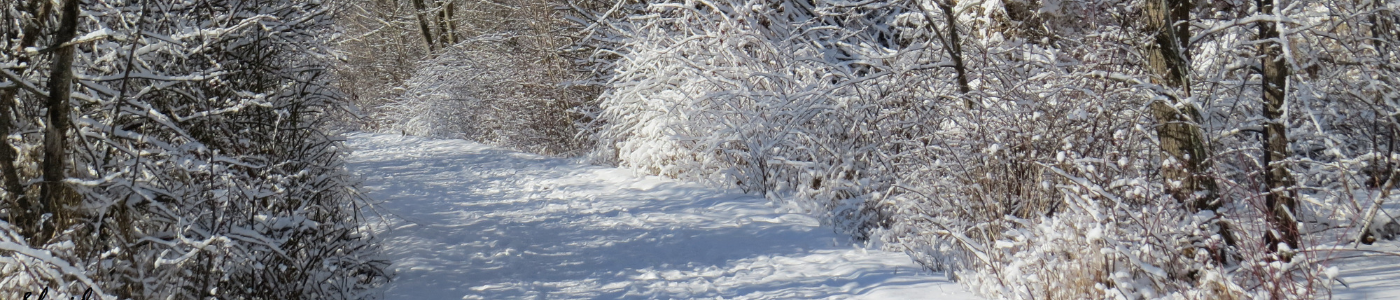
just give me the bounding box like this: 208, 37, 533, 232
0, 69, 49, 98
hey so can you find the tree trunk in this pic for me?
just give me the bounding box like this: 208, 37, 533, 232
442, 0, 458, 45
1142, 0, 1242, 264
1258, 0, 1298, 253
409, 0, 437, 52
35, 0, 82, 245
435, 0, 457, 46
922, 0, 972, 107
0, 85, 27, 219
937, 1, 968, 96
2, 0, 50, 237
1144, 0, 1219, 211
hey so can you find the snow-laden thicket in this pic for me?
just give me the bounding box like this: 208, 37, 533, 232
332, 0, 1398, 297
1, 0, 387, 299
381, 38, 588, 155
357, 0, 596, 156
570, 0, 1400, 298
580, 1, 908, 238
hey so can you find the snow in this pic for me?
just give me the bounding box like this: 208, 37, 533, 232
344, 133, 976, 299
1330, 196, 1400, 300
1332, 244, 1400, 300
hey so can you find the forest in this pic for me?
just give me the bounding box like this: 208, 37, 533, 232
3, 0, 1400, 299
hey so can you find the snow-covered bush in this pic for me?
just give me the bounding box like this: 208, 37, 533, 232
373, 0, 595, 156
585, 0, 918, 237
382, 39, 588, 155
0, 220, 112, 299
0, 0, 388, 298
581, 0, 1400, 298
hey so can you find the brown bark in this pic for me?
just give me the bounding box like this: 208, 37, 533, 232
409, 0, 437, 52
1257, 0, 1298, 252
35, 0, 82, 245
936, 1, 969, 96
0, 88, 26, 205
2, 0, 51, 235
921, 1, 972, 108
1141, 0, 1243, 265
1144, 0, 1219, 211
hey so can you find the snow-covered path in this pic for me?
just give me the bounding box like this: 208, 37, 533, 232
344, 133, 975, 299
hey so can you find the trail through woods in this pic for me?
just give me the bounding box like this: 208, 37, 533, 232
345, 133, 976, 299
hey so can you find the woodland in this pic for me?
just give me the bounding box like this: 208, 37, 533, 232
2, 0, 1399, 299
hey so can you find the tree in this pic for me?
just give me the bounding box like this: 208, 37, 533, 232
408, 0, 460, 53
410, 0, 440, 51
0, 0, 47, 242
34, 0, 79, 246
1143, 0, 1220, 212
1256, 0, 1298, 253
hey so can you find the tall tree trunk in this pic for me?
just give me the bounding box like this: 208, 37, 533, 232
1144, 0, 1219, 211
1143, 0, 1240, 263
2, 0, 51, 237
445, 0, 459, 45
409, 0, 437, 52
35, 0, 82, 245
1258, 0, 1298, 253
0, 84, 27, 219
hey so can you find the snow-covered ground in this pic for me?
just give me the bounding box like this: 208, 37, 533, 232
1333, 243, 1400, 300
344, 133, 976, 299
342, 132, 1400, 299
1329, 198, 1400, 300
